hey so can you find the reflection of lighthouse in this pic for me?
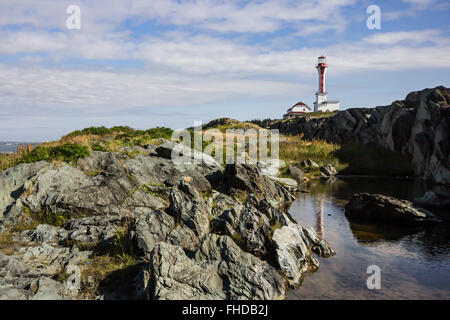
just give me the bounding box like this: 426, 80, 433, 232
315, 198, 324, 239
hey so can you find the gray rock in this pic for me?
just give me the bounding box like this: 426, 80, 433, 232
150, 234, 285, 300
134, 209, 174, 254
63, 215, 124, 246
320, 164, 337, 177
299, 158, 319, 169
165, 170, 212, 193
238, 205, 270, 257
272, 226, 310, 286
25, 224, 68, 244
222, 163, 295, 208
267, 176, 298, 191
30, 277, 65, 300
271, 86, 450, 186
286, 165, 304, 183
415, 186, 450, 209
0, 287, 27, 300
272, 220, 335, 287
345, 193, 441, 225
169, 180, 211, 240
155, 141, 223, 171
22, 215, 124, 247
18, 242, 91, 275
167, 225, 200, 252
0, 161, 50, 224
117, 146, 146, 154
257, 159, 283, 177
0, 250, 29, 276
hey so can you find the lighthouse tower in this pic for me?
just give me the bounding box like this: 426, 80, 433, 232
313, 56, 340, 112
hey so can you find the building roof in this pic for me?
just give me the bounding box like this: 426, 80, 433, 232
286, 102, 311, 113
290, 101, 310, 108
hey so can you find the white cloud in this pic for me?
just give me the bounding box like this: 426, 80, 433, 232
385, 0, 445, 20
0, 0, 355, 34
0, 64, 309, 114
362, 29, 445, 46
0, 0, 449, 141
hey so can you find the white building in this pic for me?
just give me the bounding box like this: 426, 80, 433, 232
313, 56, 340, 112
283, 102, 311, 119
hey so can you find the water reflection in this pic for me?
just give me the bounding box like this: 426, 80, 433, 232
287, 178, 450, 300
315, 198, 324, 239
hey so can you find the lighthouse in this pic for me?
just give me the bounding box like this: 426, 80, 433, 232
313, 56, 340, 112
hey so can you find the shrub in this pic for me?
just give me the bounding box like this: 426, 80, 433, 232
50, 143, 91, 163
145, 127, 173, 140
91, 143, 108, 152
17, 143, 90, 165
37, 210, 70, 227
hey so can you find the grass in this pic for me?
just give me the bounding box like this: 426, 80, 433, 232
201, 190, 213, 200
231, 233, 246, 250
300, 111, 338, 118
0, 126, 174, 172
268, 221, 282, 241
36, 210, 71, 227
279, 134, 415, 178
0, 232, 14, 251
1, 121, 416, 181
334, 144, 414, 176
279, 134, 340, 167
80, 221, 140, 297
141, 184, 170, 200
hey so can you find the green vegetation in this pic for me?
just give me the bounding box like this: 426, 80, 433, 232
91, 143, 108, 152
334, 144, 414, 176
268, 221, 282, 241
232, 233, 246, 250
0, 232, 14, 251
300, 111, 338, 118
248, 118, 275, 128
280, 135, 340, 167
109, 225, 136, 265
37, 210, 71, 227
1, 125, 174, 172
3, 143, 91, 168
141, 184, 170, 200
201, 190, 213, 200
80, 222, 139, 296
279, 134, 415, 178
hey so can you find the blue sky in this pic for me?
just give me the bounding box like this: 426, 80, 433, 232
0, 0, 449, 141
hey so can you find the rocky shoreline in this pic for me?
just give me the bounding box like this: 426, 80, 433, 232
1, 86, 449, 300
271, 86, 450, 189
0, 142, 334, 300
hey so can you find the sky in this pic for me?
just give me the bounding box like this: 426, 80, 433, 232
0, 0, 449, 141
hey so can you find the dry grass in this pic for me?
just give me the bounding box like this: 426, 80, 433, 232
279, 134, 414, 178
61, 134, 99, 146
80, 223, 139, 296
279, 134, 341, 167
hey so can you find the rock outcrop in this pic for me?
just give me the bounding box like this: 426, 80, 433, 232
0, 141, 334, 300
148, 234, 285, 300
345, 193, 441, 225
271, 86, 450, 186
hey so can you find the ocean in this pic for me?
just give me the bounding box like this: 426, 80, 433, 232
0, 142, 40, 153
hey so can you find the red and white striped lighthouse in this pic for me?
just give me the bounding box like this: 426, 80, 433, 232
313, 55, 339, 112
316, 55, 327, 94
